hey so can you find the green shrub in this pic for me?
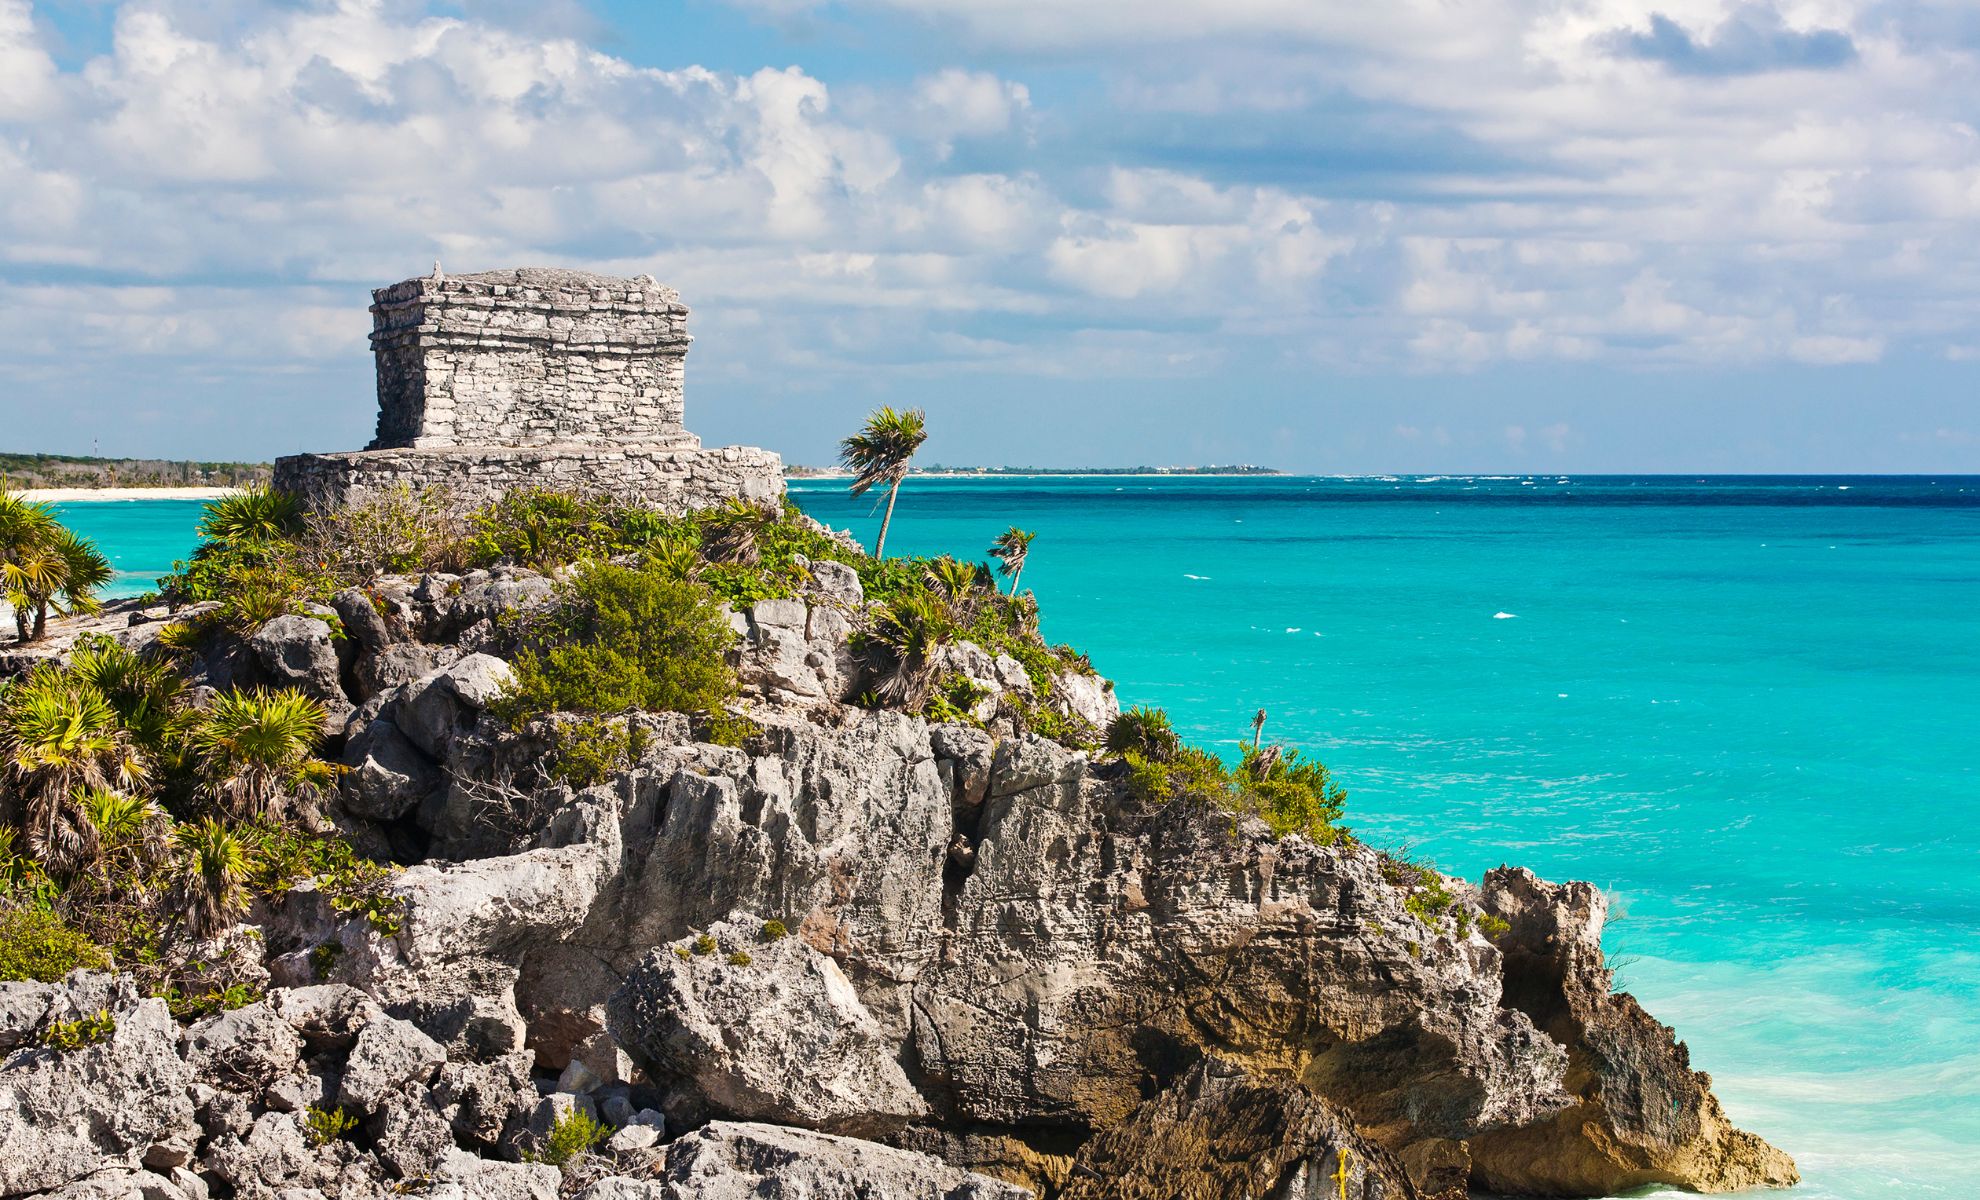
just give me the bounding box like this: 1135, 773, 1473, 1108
1381, 850, 1458, 926
527, 1108, 610, 1168
726, 950, 753, 966
304, 1103, 358, 1147
299, 484, 466, 582
160, 982, 262, 1021
41, 1008, 115, 1051
309, 940, 342, 979
693, 933, 717, 956
495, 561, 737, 724
761, 919, 788, 941
243, 824, 404, 936
462, 489, 670, 570
1236, 746, 1347, 844
547, 716, 650, 788
0, 908, 109, 982
699, 710, 764, 749
1478, 913, 1511, 941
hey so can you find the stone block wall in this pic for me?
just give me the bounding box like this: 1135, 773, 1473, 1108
276, 445, 785, 515
369, 268, 693, 450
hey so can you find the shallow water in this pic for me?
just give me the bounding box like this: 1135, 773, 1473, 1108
54, 477, 1980, 1198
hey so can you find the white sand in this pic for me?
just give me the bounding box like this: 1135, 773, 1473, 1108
14, 486, 241, 503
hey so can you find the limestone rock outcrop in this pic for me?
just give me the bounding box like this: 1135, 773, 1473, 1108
647, 1121, 1031, 1200
1467, 868, 1801, 1195
608, 913, 928, 1137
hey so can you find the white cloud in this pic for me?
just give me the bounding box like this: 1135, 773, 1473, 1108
2, 0, 1978, 437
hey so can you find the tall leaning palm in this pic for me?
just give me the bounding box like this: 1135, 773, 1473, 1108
839, 407, 928, 558
988, 527, 1036, 594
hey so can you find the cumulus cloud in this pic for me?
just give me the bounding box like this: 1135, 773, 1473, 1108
3, 0, 1979, 459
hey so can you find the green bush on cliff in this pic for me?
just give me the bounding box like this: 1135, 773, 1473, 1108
1111, 707, 1347, 844
496, 560, 737, 724
0, 907, 110, 982
546, 716, 651, 787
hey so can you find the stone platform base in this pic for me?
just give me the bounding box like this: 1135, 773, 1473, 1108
273, 442, 784, 514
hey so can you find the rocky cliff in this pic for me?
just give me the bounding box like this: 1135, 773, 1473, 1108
0, 551, 1797, 1199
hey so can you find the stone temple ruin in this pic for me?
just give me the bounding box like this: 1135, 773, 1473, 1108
274, 267, 783, 511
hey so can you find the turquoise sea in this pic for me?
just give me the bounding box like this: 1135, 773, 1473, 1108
54, 478, 1980, 1199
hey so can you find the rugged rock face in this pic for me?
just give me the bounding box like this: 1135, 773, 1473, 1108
1, 557, 1794, 1199
1467, 868, 1801, 1195
1060, 1055, 1416, 1200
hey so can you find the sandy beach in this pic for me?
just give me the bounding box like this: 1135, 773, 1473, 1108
16, 486, 240, 503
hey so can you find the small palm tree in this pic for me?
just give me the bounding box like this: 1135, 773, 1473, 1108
80, 787, 167, 880
198, 486, 303, 545
988, 528, 1037, 595
867, 591, 952, 707
0, 495, 111, 643
925, 557, 987, 607
1105, 706, 1180, 762
0, 494, 59, 643
190, 689, 336, 819
69, 639, 188, 759
173, 817, 249, 939
0, 669, 144, 870
702, 499, 775, 566
839, 407, 928, 558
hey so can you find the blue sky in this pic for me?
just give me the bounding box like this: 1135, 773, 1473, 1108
3, 0, 1978, 471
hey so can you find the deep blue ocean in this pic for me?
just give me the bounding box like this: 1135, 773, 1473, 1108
54, 477, 1980, 1199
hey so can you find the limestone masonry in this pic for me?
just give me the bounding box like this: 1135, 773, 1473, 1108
275, 266, 782, 511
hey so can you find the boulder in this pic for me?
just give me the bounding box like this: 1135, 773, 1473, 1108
355, 642, 458, 699
267, 984, 385, 1053
340, 720, 442, 821
607, 914, 928, 1137
337, 1015, 446, 1114
0, 997, 198, 1195
0, 981, 54, 1054
396, 654, 513, 757
650, 1121, 1031, 1200
431, 1150, 560, 1200
248, 615, 348, 709
329, 588, 395, 651
181, 1001, 305, 1095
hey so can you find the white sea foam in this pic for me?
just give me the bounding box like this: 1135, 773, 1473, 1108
1183, 573, 1209, 580
1286, 627, 1301, 633
1493, 611, 1518, 619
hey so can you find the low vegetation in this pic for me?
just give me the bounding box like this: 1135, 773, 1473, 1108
1105, 705, 1349, 845
527, 1108, 611, 1169
0, 636, 393, 996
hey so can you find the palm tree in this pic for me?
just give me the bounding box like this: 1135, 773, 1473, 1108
80, 787, 167, 881
701, 499, 775, 566
2, 525, 112, 642
197, 486, 303, 545
925, 557, 987, 611
69, 639, 188, 758
0, 494, 59, 643
988, 528, 1037, 595
0, 668, 145, 870
839, 407, 928, 558
172, 817, 249, 939
190, 689, 336, 819
1105, 706, 1180, 762
867, 591, 952, 707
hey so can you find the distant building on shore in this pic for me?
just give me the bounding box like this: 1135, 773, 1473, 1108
275, 267, 782, 512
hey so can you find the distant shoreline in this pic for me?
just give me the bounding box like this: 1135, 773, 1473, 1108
790, 467, 1281, 479
20, 486, 241, 503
